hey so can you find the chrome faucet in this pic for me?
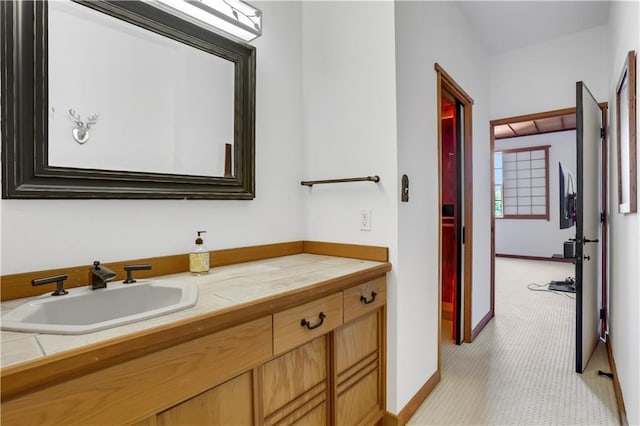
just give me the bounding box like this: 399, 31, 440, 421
89, 261, 116, 290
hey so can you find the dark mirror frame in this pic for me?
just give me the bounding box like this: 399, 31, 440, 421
1, 0, 256, 199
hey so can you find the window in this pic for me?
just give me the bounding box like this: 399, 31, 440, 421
494, 152, 503, 217
494, 146, 549, 220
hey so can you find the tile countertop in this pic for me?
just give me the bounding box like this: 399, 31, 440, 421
0, 254, 387, 369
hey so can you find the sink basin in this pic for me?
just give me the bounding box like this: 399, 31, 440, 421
1, 280, 198, 335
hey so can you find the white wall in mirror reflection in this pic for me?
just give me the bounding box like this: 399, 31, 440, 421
47, 1, 235, 178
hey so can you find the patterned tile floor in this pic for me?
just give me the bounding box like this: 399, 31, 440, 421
408, 258, 619, 425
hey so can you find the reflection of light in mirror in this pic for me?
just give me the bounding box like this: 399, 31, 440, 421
47, 1, 235, 178
152, 0, 262, 42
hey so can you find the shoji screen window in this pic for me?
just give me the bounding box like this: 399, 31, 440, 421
498, 145, 550, 219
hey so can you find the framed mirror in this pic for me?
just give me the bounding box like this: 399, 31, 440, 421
1, 0, 256, 199
616, 50, 637, 213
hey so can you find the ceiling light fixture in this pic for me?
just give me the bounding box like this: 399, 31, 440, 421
153, 0, 262, 42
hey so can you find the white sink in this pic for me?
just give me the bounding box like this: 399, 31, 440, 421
1, 280, 198, 335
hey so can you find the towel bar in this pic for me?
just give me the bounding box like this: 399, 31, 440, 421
300, 175, 380, 187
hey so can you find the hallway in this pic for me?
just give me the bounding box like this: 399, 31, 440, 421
408, 258, 619, 425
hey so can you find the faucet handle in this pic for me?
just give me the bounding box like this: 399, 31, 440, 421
33, 274, 69, 296
89, 261, 116, 290
123, 264, 152, 284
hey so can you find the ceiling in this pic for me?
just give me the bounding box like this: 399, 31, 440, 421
456, 1, 611, 56
456, 1, 610, 139
494, 113, 576, 139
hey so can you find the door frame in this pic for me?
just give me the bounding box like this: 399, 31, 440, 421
600, 104, 609, 341
435, 63, 474, 359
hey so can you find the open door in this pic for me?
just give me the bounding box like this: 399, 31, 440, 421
575, 82, 601, 373
436, 63, 473, 353
441, 92, 464, 345
441, 91, 459, 343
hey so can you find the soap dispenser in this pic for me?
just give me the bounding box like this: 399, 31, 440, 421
190, 231, 210, 275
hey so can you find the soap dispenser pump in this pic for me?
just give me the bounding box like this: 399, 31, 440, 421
190, 231, 210, 276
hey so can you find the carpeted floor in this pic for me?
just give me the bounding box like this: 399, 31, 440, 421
408, 258, 620, 425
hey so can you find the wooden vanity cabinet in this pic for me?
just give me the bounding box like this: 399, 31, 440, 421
138, 280, 386, 426
261, 292, 341, 425
263, 277, 387, 426
1, 276, 387, 426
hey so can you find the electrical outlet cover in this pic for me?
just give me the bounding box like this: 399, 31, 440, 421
360, 208, 371, 231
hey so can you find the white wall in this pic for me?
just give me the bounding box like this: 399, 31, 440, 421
607, 2, 639, 423
495, 131, 576, 257
301, 2, 398, 248
300, 0, 400, 410
394, 1, 491, 412
491, 25, 609, 118
0, 1, 305, 274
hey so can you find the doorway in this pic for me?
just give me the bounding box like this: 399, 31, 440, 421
440, 90, 462, 344
489, 103, 609, 372
436, 64, 474, 356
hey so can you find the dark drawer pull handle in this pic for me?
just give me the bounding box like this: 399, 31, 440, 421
360, 291, 377, 305
300, 312, 326, 330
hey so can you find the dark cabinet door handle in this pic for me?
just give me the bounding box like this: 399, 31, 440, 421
360, 291, 377, 305
300, 312, 326, 330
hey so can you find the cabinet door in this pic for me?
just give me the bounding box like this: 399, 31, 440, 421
335, 310, 384, 425
157, 371, 254, 426
262, 336, 329, 425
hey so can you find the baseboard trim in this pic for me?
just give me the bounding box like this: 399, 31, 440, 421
385, 411, 399, 426
495, 253, 574, 263
606, 340, 628, 426
471, 310, 493, 342
393, 369, 441, 425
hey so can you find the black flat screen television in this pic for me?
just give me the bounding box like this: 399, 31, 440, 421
559, 162, 576, 229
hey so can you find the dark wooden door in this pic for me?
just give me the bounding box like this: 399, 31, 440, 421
575, 82, 602, 373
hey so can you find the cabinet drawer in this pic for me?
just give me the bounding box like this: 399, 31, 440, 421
343, 276, 386, 323
273, 292, 343, 355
